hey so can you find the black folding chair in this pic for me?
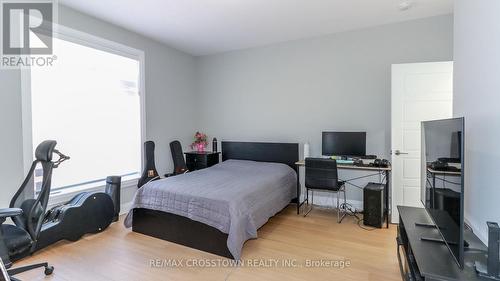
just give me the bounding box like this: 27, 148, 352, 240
304, 158, 347, 223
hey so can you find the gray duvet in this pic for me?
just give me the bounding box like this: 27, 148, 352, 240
124, 159, 296, 260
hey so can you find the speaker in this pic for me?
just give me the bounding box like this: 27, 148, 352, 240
105, 176, 122, 222
430, 160, 448, 171
372, 158, 390, 168
475, 222, 500, 280
363, 182, 385, 228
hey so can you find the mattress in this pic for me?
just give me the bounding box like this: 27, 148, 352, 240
124, 159, 296, 259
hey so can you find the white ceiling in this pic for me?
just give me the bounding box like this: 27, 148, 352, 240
60, 0, 453, 56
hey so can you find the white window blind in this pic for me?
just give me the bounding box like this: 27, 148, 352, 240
29, 36, 142, 192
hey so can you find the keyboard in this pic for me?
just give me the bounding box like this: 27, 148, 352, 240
336, 160, 355, 165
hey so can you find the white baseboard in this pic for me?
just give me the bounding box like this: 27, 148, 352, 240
120, 201, 133, 215
300, 192, 363, 212
465, 216, 487, 245
118, 195, 362, 217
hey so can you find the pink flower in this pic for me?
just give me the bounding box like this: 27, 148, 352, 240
191, 131, 208, 149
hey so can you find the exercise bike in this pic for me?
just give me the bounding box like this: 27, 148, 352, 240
4, 140, 121, 261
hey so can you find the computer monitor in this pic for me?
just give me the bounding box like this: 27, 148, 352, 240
322, 132, 366, 157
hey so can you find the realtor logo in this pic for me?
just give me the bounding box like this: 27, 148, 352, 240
1, 0, 53, 55
0, 0, 57, 68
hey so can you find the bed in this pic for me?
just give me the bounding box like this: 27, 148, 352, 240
124, 141, 299, 260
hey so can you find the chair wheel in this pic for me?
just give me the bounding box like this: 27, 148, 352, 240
44, 266, 54, 275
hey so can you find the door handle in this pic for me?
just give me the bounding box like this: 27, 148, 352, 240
393, 150, 408, 156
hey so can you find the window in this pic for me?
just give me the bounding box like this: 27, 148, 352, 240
24, 26, 144, 194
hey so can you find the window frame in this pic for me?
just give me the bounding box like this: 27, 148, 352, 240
21, 23, 146, 202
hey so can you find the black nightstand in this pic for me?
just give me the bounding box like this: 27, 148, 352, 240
185, 151, 220, 171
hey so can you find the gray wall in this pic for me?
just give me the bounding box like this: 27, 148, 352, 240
453, 0, 500, 243
196, 15, 454, 204
0, 10, 454, 210
0, 6, 198, 208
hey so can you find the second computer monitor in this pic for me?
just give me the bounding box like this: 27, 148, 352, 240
322, 132, 366, 157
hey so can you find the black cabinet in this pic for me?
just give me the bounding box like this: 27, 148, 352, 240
397, 206, 487, 281
185, 151, 220, 171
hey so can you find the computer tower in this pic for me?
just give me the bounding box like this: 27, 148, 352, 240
363, 182, 385, 228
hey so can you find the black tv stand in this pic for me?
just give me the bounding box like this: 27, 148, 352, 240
420, 236, 448, 244
420, 236, 470, 247
415, 222, 450, 231
415, 222, 437, 228
397, 206, 487, 281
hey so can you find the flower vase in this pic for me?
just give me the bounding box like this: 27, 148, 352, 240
196, 143, 205, 152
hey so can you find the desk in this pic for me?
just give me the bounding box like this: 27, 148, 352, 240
426, 167, 462, 209
427, 167, 461, 176
295, 160, 391, 228
427, 167, 461, 188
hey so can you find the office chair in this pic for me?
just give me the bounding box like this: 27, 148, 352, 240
303, 158, 347, 223
169, 140, 188, 175
0, 140, 67, 280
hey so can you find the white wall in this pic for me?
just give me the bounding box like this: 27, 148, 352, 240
0, 6, 198, 208
0, 69, 24, 209
453, 0, 500, 243
196, 15, 454, 205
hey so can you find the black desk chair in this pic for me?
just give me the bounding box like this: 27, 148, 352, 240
0, 140, 67, 280
169, 140, 188, 175
304, 158, 347, 223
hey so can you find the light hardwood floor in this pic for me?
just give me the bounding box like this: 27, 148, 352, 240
14, 206, 400, 281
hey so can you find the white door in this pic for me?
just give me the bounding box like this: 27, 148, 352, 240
391, 62, 453, 223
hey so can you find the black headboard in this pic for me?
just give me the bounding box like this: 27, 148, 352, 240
221, 141, 299, 172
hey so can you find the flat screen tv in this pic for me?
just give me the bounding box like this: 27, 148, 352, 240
420, 117, 465, 268
322, 132, 366, 157
0, 256, 8, 281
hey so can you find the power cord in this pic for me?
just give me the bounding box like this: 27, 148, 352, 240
339, 202, 357, 214
339, 202, 360, 221
357, 216, 377, 231
338, 203, 377, 231
335, 170, 389, 231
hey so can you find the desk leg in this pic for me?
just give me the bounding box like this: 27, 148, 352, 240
297, 169, 301, 214
385, 170, 390, 228
432, 173, 436, 208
